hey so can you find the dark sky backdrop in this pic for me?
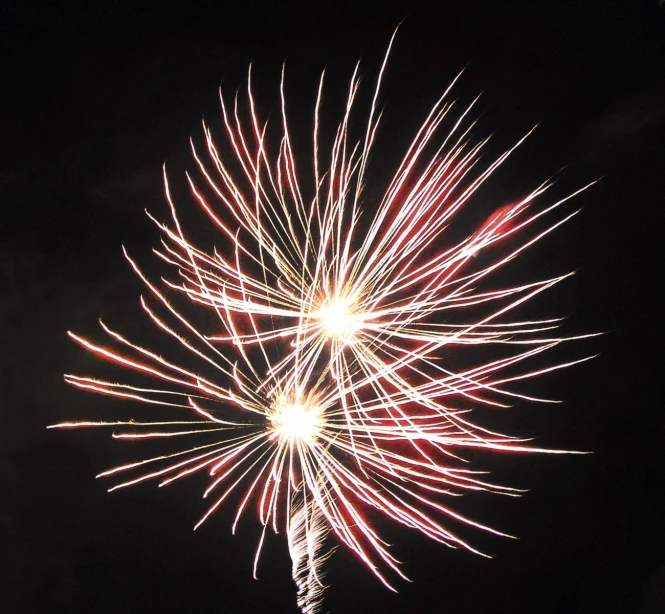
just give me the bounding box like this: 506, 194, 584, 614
2, 1, 664, 613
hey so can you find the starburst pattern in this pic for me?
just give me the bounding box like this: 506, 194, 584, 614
51, 32, 593, 612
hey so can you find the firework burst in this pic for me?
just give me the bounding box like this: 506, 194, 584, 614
52, 32, 593, 612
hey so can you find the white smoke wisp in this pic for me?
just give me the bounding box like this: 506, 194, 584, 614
288, 489, 335, 614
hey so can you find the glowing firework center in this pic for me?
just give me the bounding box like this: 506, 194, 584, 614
268, 394, 326, 444
317, 297, 361, 343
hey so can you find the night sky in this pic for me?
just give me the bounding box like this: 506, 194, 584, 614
2, 1, 665, 613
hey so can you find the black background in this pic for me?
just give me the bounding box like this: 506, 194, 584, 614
2, 1, 664, 613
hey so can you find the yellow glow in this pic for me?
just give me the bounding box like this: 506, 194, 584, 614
268, 394, 325, 444
317, 298, 359, 341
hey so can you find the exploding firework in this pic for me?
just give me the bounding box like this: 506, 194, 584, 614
51, 32, 593, 613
